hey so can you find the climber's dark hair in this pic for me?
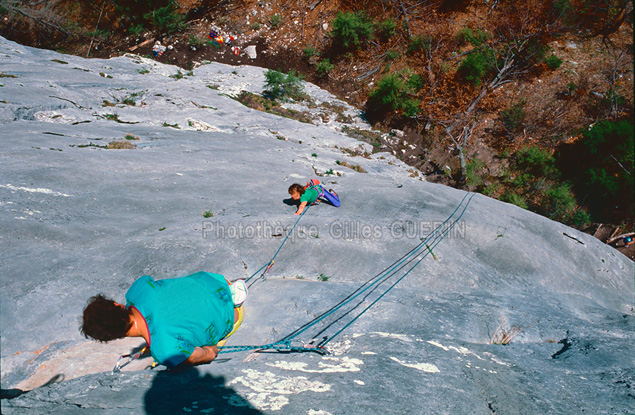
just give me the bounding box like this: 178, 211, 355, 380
288, 183, 305, 195
80, 294, 132, 342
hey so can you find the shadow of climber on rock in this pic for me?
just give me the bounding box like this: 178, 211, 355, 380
283, 197, 299, 206
144, 366, 262, 415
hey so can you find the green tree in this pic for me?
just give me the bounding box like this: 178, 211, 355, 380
385, 49, 400, 61
263, 69, 305, 101
581, 120, 634, 198
303, 45, 318, 59
145, 2, 185, 34
366, 72, 421, 118
402, 99, 421, 117
367, 73, 403, 114
316, 59, 335, 77
501, 100, 527, 135
330, 11, 375, 51
557, 119, 633, 220
465, 158, 485, 187
407, 35, 433, 54
455, 27, 491, 47
406, 74, 425, 92
544, 183, 577, 221
545, 54, 563, 70
376, 18, 397, 41
114, 0, 171, 16
457, 48, 496, 86
269, 14, 282, 28
502, 192, 528, 209
516, 146, 558, 178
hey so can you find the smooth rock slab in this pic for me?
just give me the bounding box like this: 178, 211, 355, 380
1, 36, 634, 414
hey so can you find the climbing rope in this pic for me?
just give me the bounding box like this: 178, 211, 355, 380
112, 193, 474, 370
319, 196, 472, 348
219, 192, 475, 355
288, 192, 474, 349
245, 204, 311, 287
111, 204, 314, 372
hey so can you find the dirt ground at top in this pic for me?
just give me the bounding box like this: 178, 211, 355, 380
1, 0, 633, 258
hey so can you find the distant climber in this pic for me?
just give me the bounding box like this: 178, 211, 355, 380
288, 179, 340, 215
80, 272, 248, 368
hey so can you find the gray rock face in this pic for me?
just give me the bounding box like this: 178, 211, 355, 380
1, 36, 634, 414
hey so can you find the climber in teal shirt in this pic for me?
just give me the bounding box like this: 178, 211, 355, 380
81, 272, 247, 367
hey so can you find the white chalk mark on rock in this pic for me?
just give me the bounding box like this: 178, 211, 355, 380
428, 340, 484, 359
427, 340, 449, 351
187, 119, 222, 132
324, 339, 352, 355
447, 345, 485, 360
266, 356, 363, 373
483, 352, 511, 366
368, 332, 413, 343
229, 369, 331, 411
1, 184, 73, 197
389, 356, 440, 373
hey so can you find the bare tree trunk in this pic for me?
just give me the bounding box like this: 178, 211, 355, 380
442, 43, 521, 180
399, 1, 412, 38
424, 35, 443, 98
458, 147, 466, 178
87, 1, 106, 57
447, 123, 475, 180
446, 49, 517, 135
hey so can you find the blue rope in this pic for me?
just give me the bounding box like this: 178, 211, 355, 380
219, 192, 474, 355
276, 192, 473, 342
320, 193, 475, 346
219, 339, 327, 355
245, 204, 311, 285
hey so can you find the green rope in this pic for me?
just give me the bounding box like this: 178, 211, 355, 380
219, 193, 474, 355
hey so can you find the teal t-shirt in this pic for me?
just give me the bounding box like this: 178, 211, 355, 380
125, 272, 234, 368
300, 187, 320, 204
